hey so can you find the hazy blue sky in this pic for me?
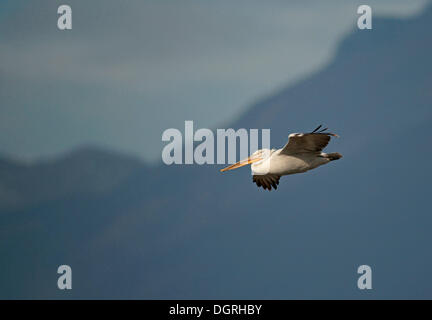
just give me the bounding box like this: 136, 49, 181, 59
0, 0, 428, 162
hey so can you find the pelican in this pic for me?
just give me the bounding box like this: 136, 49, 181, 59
220, 125, 342, 190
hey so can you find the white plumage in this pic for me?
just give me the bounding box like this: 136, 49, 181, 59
220, 125, 342, 190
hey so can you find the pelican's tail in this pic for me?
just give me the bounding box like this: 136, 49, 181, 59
326, 152, 342, 161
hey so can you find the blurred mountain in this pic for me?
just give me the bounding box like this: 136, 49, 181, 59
0, 146, 144, 212
237, 6, 432, 151
1, 5, 432, 299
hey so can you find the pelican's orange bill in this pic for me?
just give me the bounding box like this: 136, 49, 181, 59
220, 156, 262, 172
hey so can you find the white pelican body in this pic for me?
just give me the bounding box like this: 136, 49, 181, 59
251, 150, 330, 175
220, 125, 342, 190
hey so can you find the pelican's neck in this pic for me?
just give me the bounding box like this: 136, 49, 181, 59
250, 149, 275, 175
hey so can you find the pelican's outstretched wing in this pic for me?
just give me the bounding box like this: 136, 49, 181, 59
280, 125, 338, 155
253, 174, 280, 191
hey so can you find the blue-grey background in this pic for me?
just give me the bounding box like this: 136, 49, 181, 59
1, 0, 432, 298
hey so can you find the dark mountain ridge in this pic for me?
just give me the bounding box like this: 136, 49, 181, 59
0, 145, 144, 212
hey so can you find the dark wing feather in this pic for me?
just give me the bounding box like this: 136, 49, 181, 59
253, 174, 280, 191
312, 125, 322, 133
280, 126, 338, 155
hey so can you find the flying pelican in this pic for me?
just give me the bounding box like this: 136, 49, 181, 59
220, 125, 342, 190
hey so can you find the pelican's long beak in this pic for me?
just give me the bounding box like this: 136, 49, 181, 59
220, 156, 262, 172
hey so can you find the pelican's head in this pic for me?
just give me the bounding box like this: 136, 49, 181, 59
220, 148, 273, 172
